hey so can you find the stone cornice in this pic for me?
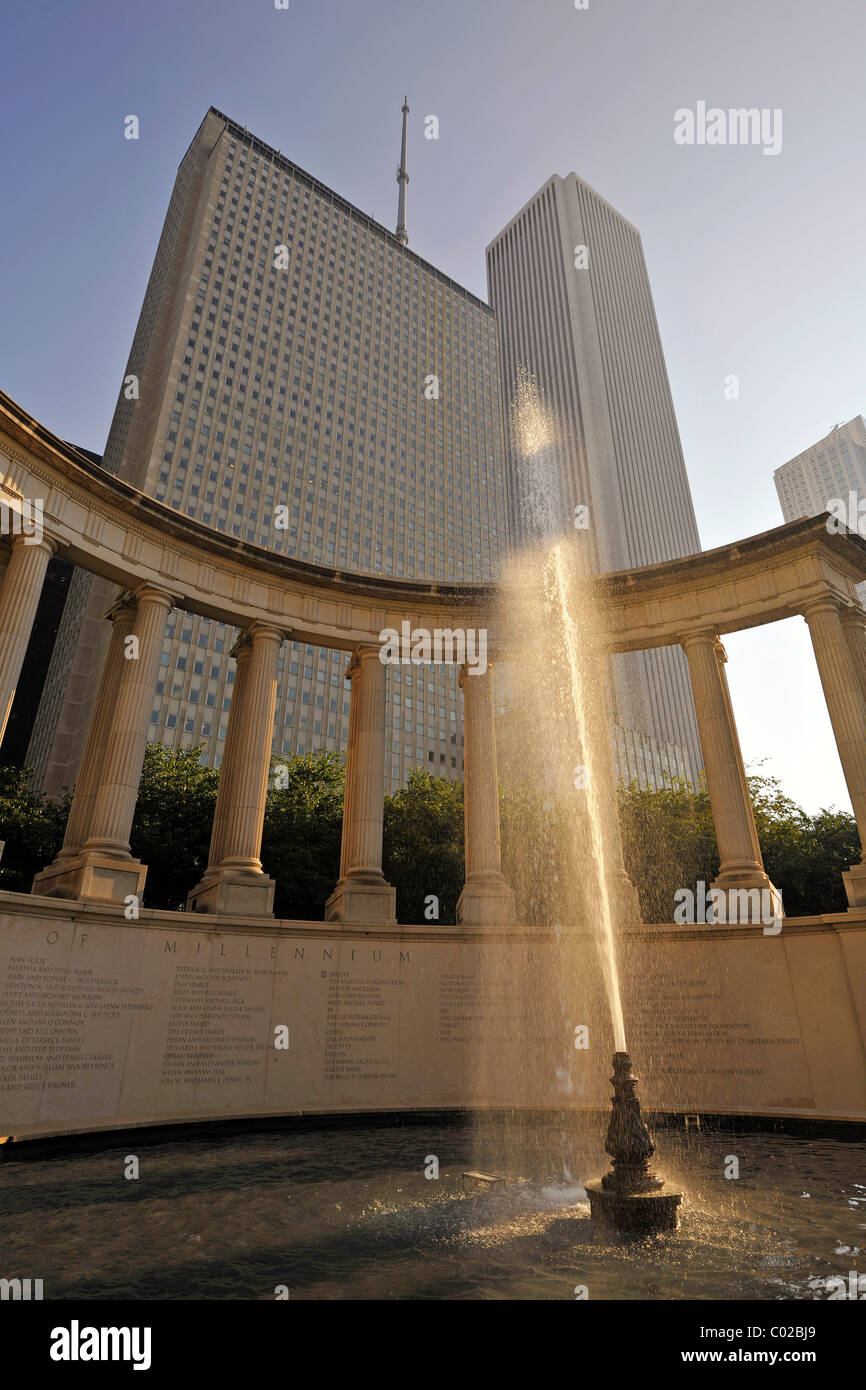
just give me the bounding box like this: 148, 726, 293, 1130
3, 387, 866, 654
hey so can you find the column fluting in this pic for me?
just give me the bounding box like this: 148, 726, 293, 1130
804, 596, 866, 845
681, 629, 773, 886
0, 535, 55, 748
217, 621, 282, 872
456, 662, 515, 926
82, 585, 174, 856
55, 594, 138, 858
325, 645, 395, 922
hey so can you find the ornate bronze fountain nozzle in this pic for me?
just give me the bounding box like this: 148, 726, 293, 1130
585, 1052, 683, 1235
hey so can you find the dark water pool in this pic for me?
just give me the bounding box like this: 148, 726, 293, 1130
1, 1120, 863, 1300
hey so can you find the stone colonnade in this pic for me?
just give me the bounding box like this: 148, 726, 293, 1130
3, 525, 866, 920
681, 605, 866, 914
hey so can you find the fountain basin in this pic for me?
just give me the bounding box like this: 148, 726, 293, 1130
2, 1118, 863, 1298
585, 1178, 683, 1234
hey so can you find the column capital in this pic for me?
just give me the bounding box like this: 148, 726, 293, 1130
458, 661, 494, 690
247, 619, 290, 644
9, 531, 57, 560
840, 603, 866, 629
801, 591, 848, 622
679, 627, 720, 653
229, 632, 253, 662
131, 581, 177, 611
105, 591, 137, 624
346, 643, 381, 679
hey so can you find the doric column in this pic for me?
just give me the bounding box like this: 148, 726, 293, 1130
803, 595, 866, 908
0, 534, 55, 749
456, 663, 515, 925
201, 634, 253, 872
682, 629, 781, 923
187, 622, 283, 915
32, 584, 174, 905
325, 645, 396, 923
83, 585, 174, 853
32, 594, 137, 897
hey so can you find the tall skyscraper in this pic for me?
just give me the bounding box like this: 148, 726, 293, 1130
487, 173, 704, 786
775, 416, 866, 518
28, 106, 509, 794
775, 415, 866, 604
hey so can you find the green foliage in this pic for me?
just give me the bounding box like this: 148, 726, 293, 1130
262, 751, 344, 920
499, 782, 574, 927
618, 775, 718, 923
617, 769, 859, 920
748, 774, 859, 916
0, 765, 69, 893
383, 769, 464, 924
0, 746, 858, 922
130, 743, 219, 909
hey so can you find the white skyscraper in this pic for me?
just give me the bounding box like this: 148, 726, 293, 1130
775, 416, 866, 519
487, 173, 703, 786
775, 415, 866, 603
28, 107, 509, 795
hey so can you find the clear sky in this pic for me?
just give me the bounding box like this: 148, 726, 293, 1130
1, 0, 864, 814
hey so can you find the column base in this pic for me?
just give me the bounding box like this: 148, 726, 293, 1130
324, 874, 396, 924
456, 875, 516, 927
32, 851, 147, 906
843, 860, 866, 909
187, 867, 275, 917
710, 870, 783, 927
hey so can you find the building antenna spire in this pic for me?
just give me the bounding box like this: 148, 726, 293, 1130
395, 96, 409, 246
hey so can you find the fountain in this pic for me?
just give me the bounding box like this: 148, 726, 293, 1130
585, 1051, 684, 1235
491, 368, 687, 1234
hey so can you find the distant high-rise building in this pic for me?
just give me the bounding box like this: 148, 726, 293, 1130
775, 417, 866, 517
486, 173, 704, 786
29, 106, 509, 794
775, 414, 866, 606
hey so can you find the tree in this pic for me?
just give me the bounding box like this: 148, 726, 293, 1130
0, 766, 69, 893
262, 751, 344, 920
617, 769, 859, 920
749, 774, 858, 916
0, 745, 858, 922
383, 769, 464, 923
618, 775, 718, 923
130, 743, 219, 909
499, 780, 575, 927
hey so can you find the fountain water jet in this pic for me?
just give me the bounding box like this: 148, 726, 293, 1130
486, 369, 685, 1232
543, 542, 627, 1053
